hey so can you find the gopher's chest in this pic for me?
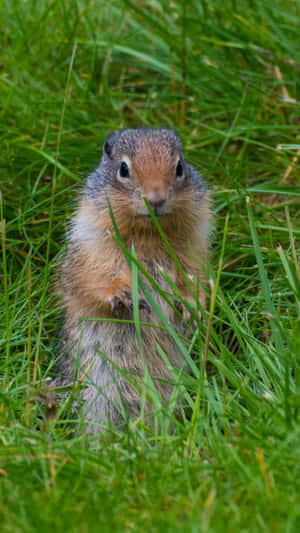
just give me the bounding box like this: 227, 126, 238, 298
136, 250, 175, 292
146, 255, 173, 281
125, 233, 177, 288
136, 255, 176, 324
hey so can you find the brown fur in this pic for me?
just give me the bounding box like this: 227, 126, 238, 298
55, 128, 211, 433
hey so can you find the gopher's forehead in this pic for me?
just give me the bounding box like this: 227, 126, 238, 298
113, 129, 182, 159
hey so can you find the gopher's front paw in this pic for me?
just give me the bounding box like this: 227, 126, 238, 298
174, 300, 204, 332
111, 285, 150, 316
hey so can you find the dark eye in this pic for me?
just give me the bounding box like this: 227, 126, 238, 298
176, 160, 184, 178
119, 161, 130, 178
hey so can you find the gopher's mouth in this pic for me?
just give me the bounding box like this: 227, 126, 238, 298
145, 210, 165, 218
137, 206, 168, 218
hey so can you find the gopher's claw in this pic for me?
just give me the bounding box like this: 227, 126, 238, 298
138, 299, 151, 313
111, 287, 150, 316
128, 298, 151, 313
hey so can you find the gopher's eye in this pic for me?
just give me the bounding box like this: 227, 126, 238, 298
119, 161, 130, 178
176, 160, 184, 178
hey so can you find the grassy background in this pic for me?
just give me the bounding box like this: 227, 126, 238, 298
1, 0, 300, 531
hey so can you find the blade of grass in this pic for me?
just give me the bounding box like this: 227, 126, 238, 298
246, 196, 284, 355
187, 213, 229, 450
33, 43, 77, 385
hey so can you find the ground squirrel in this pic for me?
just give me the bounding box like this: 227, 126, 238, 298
55, 128, 211, 433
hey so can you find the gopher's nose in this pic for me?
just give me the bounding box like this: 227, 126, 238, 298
148, 197, 166, 210
147, 194, 166, 216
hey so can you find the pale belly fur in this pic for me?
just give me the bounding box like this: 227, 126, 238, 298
57, 258, 187, 431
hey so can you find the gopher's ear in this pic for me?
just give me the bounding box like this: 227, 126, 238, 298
103, 131, 120, 159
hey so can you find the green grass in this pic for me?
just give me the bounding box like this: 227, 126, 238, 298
1, 0, 300, 531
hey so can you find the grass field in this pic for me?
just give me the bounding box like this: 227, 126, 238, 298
1, 0, 300, 531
